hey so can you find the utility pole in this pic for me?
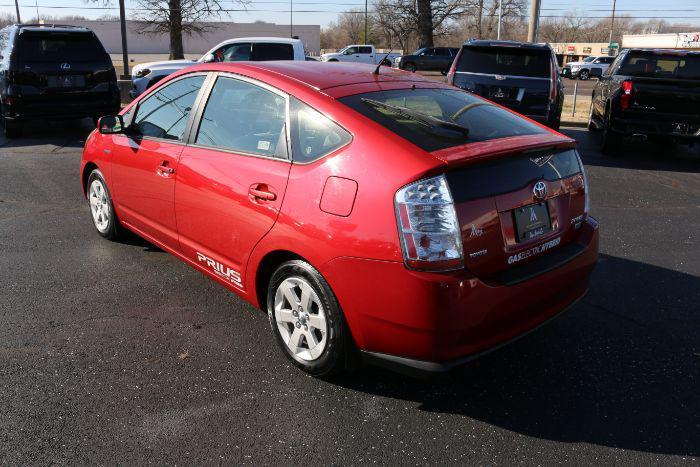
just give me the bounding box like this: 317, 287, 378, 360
364, 0, 368, 44
497, 0, 502, 40
290, 0, 293, 37
608, 0, 617, 46
14, 0, 20, 23
527, 0, 541, 43
118, 0, 129, 78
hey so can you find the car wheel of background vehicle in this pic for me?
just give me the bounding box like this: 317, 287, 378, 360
600, 106, 622, 155
267, 260, 351, 376
579, 70, 590, 80
1, 110, 20, 138
441, 68, 448, 76
328, 59, 338, 62
87, 169, 120, 239
587, 105, 599, 131
403, 63, 416, 72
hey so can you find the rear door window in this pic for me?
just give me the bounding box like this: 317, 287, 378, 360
358, 46, 373, 54
456, 46, 551, 78
251, 43, 294, 61
133, 75, 205, 141
195, 76, 288, 159
619, 52, 700, 80
339, 87, 546, 152
15, 31, 108, 62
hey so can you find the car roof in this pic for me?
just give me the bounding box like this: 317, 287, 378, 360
187, 61, 441, 94
216, 36, 302, 46
462, 39, 552, 51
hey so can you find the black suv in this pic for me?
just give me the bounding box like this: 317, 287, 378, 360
393, 47, 459, 74
447, 40, 564, 130
0, 24, 120, 137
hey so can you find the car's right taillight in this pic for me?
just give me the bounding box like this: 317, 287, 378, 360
395, 175, 463, 271
575, 150, 590, 216
620, 80, 634, 110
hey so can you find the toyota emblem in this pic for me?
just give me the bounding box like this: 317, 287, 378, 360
60, 63, 71, 70
533, 181, 547, 199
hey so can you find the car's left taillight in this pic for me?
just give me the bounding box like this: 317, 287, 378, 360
575, 150, 590, 216
620, 80, 634, 110
395, 175, 463, 271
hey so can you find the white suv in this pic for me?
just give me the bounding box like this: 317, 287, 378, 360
563, 56, 616, 80
130, 37, 306, 98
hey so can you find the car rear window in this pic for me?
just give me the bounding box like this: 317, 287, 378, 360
15, 31, 108, 62
456, 46, 551, 78
251, 43, 294, 61
618, 52, 700, 80
338, 87, 546, 152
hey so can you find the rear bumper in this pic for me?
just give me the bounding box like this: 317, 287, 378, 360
611, 113, 700, 141
4, 92, 120, 121
322, 217, 599, 372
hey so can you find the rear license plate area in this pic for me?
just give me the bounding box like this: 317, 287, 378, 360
513, 202, 552, 242
488, 86, 516, 100
47, 75, 85, 88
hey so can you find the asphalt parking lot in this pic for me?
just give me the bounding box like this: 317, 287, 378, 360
0, 120, 698, 464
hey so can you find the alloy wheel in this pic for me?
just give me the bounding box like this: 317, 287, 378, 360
89, 179, 110, 233
273, 276, 328, 361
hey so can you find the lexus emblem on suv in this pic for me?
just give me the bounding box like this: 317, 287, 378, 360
533, 181, 547, 199
60, 63, 71, 70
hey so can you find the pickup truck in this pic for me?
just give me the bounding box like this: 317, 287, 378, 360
320, 45, 400, 65
130, 37, 306, 98
589, 48, 700, 153
561, 55, 616, 80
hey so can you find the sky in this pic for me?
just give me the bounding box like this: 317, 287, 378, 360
1, 0, 699, 29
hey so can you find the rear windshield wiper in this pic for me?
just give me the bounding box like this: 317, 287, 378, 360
361, 98, 469, 138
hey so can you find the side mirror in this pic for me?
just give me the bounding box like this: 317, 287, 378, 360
590, 68, 603, 78
98, 115, 124, 134
202, 53, 215, 63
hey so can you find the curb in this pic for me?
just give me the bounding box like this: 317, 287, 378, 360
560, 120, 588, 129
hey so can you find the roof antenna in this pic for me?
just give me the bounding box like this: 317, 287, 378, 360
373, 49, 394, 75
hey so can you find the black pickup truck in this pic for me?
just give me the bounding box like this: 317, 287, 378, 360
589, 48, 700, 153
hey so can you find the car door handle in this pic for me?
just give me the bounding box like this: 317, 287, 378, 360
249, 184, 276, 201
156, 162, 175, 177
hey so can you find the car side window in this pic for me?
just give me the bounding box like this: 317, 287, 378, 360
195, 76, 288, 159
345, 47, 358, 54
359, 46, 373, 54
132, 74, 205, 141
216, 43, 251, 62
435, 48, 450, 56
290, 98, 351, 163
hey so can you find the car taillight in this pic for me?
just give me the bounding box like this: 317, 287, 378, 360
549, 58, 557, 103
576, 150, 590, 216
620, 80, 634, 110
446, 52, 459, 85
395, 175, 463, 271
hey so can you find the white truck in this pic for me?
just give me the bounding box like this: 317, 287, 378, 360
320, 45, 401, 66
130, 37, 307, 98
562, 55, 616, 80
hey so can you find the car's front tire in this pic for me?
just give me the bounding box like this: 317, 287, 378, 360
267, 260, 351, 376
579, 69, 590, 80
87, 169, 120, 239
403, 62, 416, 72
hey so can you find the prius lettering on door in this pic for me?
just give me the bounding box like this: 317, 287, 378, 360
196, 252, 243, 289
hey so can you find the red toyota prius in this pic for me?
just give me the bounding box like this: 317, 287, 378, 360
81, 61, 598, 376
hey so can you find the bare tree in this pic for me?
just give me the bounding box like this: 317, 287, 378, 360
88, 0, 245, 60
132, 0, 236, 59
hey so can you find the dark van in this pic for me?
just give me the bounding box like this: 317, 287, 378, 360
0, 24, 120, 137
447, 40, 564, 130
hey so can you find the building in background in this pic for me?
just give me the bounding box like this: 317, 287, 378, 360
59, 20, 321, 59
622, 32, 700, 50
549, 43, 616, 66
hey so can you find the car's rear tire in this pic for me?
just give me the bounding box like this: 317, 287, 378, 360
1, 110, 20, 138
87, 169, 120, 239
579, 70, 590, 80
587, 105, 599, 131
403, 62, 416, 72
267, 260, 352, 377
600, 107, 622, 155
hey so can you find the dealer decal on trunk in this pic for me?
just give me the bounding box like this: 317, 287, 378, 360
507, 237, 561, 265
